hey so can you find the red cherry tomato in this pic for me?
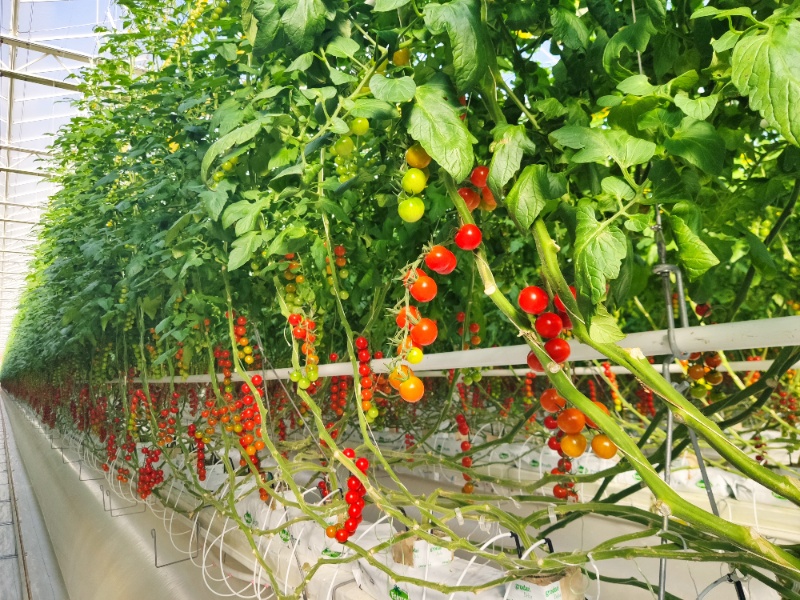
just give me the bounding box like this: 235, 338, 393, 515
585, 401, 610, 429
554, 286, 577, 312
526, 351, 544, 372
479, 186, 497, 211
458, 187, 481, 211
335, 528, 349, 543
343, 447, 356, 459
535, 312, 563, 339
518, 286, 549, 315
410, 276, 438, 302
288, 313, 303, 326
410, 318, 438, 346
454, 224, 482, 250
553, 484, 569, 499
470, 166, 489, 188
355, 336, 369, 350
395, 305, 421, 329
425, 245, 457, 274
545, 338, 571, 363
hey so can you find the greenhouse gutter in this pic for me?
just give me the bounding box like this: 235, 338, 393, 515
122, 316, 800, 384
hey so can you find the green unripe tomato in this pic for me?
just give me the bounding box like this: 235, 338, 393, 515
338, 290, 350, 300
289, 370, 302, 382
398, 197, 424, 222
473, 373, 482, 382
690, 384, 708, 399
298, 377, 311, 390
307, 370, 319, 382
213, 171, 225, 181
367, 406, 380, 419
463, 376, 473, 385
350, 118, 369, 136
339, 269, 349, 278
222, 161, 234, 172
402, 168, 427, 194
334, 136, 355, 157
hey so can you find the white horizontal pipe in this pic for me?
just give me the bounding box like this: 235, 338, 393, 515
126, 317, 800, 384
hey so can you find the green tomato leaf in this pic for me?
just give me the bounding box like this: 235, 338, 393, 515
587, 0, 621, 36
369, 74, 416, 103
550, 126, 656, 169
669, 215, 719, 280
603, 16, 657, 81
601, 176, 635, 201
673, 92, 718, 121
551, 7, 589, 50
326, 37, 360, 59
199, 179, 236, 221
408, 83, 474, 182
373, 0, 411, 11
587, 302, 626, 343
487, 125, 536, 198
574, 201, 628, 304
743, 231, 778, 280
281, 0, 328, 54
228, 231, 263, 271
506, 165, 565, 231
617, 74, 657, 96
351, 98, 400, 120
732, 21, 800, 147
664, 118, 725, 175
424, 0, 489, 92
201, 119, 263, 183
532, 97, 567, 119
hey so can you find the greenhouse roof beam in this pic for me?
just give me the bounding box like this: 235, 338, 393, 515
0, 167, 46, 178
0, 145, 52, 157
0, 35, 95, 65
0, 69, 80, 92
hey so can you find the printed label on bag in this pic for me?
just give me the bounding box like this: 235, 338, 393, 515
243, 511, 254, 526
280, 528, 290, 542
500, 452, 510, 459
530, 459, 540, 467
507, 580, 562, 600
390, 585, 409, 600
322, 548, 341, 558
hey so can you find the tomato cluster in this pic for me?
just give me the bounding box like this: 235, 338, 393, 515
288, 313, 320, 392
354, 336, 381, 423
325, 448, 370, 543
541, 387, 617, 499
457, 165, 496, 212
398, 144, 431, 223
522, 286, 575, 370
137, 447, 164, 499
456, 413, 475, 494
602, 362, 622, 412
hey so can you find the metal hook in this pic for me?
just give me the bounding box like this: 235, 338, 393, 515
150, 521, 199, 568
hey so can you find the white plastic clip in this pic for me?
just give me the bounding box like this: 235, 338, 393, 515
454, 508, 464, 526
547, 504, 557, 525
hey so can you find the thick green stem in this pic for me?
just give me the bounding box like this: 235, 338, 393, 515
531, 218, 800, 507
440, 172, 800, 576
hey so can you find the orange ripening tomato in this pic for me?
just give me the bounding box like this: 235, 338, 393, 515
399, 376, 425, 402
540, 388, 566, 413
388, 365, 411, 390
